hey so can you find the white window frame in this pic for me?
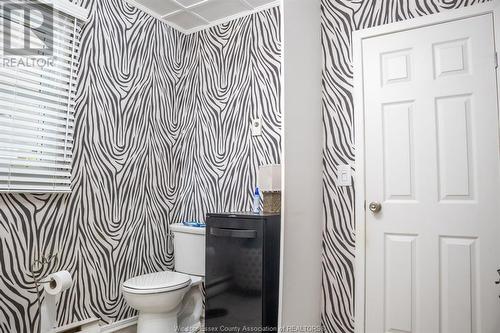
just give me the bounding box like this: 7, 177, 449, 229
42, 0, 89, 22
0, 0, 89, 193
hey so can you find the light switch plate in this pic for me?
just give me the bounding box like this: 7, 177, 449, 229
251, 118, 262, 136
337, 165, 352, 186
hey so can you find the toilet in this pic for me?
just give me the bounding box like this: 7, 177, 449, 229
122, 223, 205, 333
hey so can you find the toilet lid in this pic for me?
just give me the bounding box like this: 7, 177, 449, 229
122, 271, 191, 294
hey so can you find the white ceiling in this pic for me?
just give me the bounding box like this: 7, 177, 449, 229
127, 0, 280, 34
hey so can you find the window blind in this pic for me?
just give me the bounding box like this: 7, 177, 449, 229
0, 0, 87, 193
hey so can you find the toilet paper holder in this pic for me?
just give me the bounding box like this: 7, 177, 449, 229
30, 254, 59, 276
30, 254, 59, 333
30, 254, 59, 291
38, 276, 57, 288
31, 256, 74, 333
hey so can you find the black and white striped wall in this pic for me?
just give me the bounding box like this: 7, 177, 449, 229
0, 0, 281, 332
320, 0, 490, 332
2, 0, 492, 332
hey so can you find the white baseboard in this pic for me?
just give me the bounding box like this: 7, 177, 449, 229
100, 317, 138, 333
54, 317, 101, 333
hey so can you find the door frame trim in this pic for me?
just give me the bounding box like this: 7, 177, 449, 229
352, 2, 500, 333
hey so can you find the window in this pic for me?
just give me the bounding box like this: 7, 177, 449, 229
0, 0, 88, 192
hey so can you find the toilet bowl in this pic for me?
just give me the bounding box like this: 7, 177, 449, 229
122, 223, 205, 333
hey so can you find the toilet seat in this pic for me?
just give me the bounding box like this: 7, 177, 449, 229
122, 271, 191, 295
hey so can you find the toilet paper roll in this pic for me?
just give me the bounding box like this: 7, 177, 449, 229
44, 270, 72, 296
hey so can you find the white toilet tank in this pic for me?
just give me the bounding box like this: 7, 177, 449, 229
170, 223, 205, 277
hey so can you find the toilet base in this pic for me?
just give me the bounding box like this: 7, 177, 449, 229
137, 311, 179, 333
178, 282, 204, 332
134, 284, 203, 333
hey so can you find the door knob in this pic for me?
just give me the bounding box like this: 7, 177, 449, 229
368, 202, 382, 213
496, 269, 500, 299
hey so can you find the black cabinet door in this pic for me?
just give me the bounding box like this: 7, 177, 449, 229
205, 218, 264, 331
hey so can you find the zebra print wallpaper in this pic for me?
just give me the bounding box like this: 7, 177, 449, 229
320, 0, 490, 332
171, 6, 281, 225
0, 0, 281, 332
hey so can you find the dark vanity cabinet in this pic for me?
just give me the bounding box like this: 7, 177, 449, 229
205, 213, 281, 332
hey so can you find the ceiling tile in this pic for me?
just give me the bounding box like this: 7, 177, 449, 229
164, 10, 207, 30
131, 0, 279, 33
244, 0, 276, 8
191, 0, 250, 22
176, 0, 206, 7
136, 0, 182, 16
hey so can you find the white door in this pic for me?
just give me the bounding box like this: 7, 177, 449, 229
362, 14, 500, 333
